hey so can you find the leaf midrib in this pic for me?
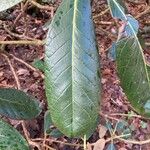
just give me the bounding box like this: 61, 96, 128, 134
113, 0, 150, 89
0, 97, 24, 106
71, 0, 78, 134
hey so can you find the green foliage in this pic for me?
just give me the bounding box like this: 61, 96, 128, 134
0, 88, 41, 119
44, 110, 53, 134
0, 119, 29, 150
45, 0, 100, 138
44, 110, 64, 137
108, 0, 150, 117
0, 0, 23, 12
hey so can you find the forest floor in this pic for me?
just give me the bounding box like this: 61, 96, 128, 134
0, 0, 150, 150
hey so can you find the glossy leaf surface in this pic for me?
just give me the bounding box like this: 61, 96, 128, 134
45, 0, 100, 137
0, 0, 23, 12
0, 88, 41, 119
0, 119, 29, 150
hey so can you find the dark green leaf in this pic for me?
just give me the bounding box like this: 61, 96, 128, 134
45, 0, 100, 137
0, 0, 23, 12
0, 119, 29, 150
116, 37, 150, 117
0, 88, 41, 119
109, 0, 150, 117
44, 110, 53, 134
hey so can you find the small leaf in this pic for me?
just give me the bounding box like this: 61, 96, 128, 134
44, 110, 53, 134
0, 88, 41, 119
106, 143, 116, 150
49, 129, 64, 138
0, 119, 29, 150
93, 139, 106, 150
0, 0, 23, 12
32, 59, 45, 72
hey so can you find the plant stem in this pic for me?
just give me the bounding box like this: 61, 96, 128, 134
28, 0, 52, 11
83, 135, 86, 150
1, 53, 21, 89
0, 40, 45, 45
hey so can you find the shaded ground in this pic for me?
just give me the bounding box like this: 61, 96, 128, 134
0, 0, 150, 149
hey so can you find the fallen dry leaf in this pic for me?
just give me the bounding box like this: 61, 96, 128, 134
119, 148, 127, 150
98, 125, 107, 138
17, 68, 30, 76
93, 139, 106, 150
87, 142, 92, 150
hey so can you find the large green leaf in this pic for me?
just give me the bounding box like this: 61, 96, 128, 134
0, 88, 41, 119
109, 0, 150, 117
45, 0, 100, 137
0, 0, 23, 12
0, 119, 29, 150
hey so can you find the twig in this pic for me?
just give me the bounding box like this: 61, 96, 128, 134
94, 21, 112, 25
9, 54, 44, 79
1, 53, 21, 89
145, 42, 150, 46
14, 1, 29, 24
106, 133, 131, 143
100, 112, 120, 121
44, 144, 56, 150
0, 40, 45, 45
110, 113, 145, 119
135, 6, 150, 19
125, 0, 147, 4
3, 23, 34, 40
93, 8, 110, 19
32, 138, 83, 147
21, 121, 41, 150
118, 137, 150, 145
28, 0, 53, 11
96, 26, 117, 40
83, 135, 86, 150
